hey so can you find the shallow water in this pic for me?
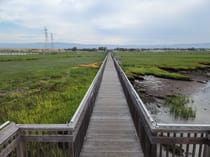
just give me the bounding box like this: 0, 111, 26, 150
189, 81, 210, 124
137, 76, 210, 124
153, 81, 210, 124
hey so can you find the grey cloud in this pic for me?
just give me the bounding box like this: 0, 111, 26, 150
0, 0, 209, 44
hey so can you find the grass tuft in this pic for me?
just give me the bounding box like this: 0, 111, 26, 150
165, 95, 196, 120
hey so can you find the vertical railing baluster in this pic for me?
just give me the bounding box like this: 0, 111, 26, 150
159, 132, 163, 157
172, 132, 176, 157
192, 133, 197, 157
198, 133, 204, 157
166, 132, 170, 157
42, 131, 46, 157
186, 133, 191, 157
203, 132, 210, 157
62, 131, 66, 157
56, 131, 60, 157
179, 133, 183, 157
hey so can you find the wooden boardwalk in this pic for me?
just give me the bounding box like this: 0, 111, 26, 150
80, 54, 143, 157
1, 54, 210, 157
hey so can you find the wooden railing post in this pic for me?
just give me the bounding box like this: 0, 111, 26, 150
203, 132, 210, 157
145, 132, 157, 157
150, 132, 157, 157
16, 139, 25, 157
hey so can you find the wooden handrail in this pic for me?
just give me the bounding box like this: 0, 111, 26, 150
0, 121, 10, 130
69, 54, 108, 128
112, 54, 210, 157
112, 55, 156, 127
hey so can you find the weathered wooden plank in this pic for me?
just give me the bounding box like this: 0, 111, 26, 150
151, 136, 208, 144
85, 134, 137, 142
88, 121, 133, 129
0, 123, 19, 146
80, 151, 143, 157
17, 124, 72, 131
23, 135, 73, 142
82, 140, 141, 152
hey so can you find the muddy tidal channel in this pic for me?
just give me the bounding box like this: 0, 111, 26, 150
133, 70, 210, 124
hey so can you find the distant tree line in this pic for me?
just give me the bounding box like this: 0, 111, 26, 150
114, 47, 210, 52
63, 47, 210, 53
64, 46, 107, 52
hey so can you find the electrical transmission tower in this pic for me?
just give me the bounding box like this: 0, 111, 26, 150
44, 27, 48, 49
51, 33, 54, 49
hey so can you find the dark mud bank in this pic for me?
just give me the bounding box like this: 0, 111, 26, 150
132, 68, 210, 124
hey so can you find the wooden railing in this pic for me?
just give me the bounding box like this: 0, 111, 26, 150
0, 55, 107, 157
113, 55, 210, 157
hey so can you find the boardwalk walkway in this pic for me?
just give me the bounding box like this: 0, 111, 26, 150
80, 54, 143, 157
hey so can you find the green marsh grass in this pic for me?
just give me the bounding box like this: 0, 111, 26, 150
165, 95, 196, 119
0, 52, 105, 123
115, 51, 210, 80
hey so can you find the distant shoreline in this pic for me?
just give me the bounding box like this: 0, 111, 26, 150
0, 42, 210, 49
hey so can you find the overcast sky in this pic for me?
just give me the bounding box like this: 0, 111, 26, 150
0, 0, 210, 45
